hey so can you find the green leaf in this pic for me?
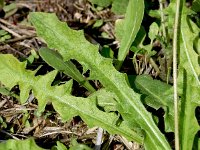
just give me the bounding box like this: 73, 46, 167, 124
117, 0, 144, 69
148, 22, 159, 42
89, 89, 117, 112
0, 85, 12, 95
88, 0, 112, 7
0, 29, 11, 42
0, 138, 44, 150
3, 3, 17, 18
100, 46, 114, 59
93, 19, 103, 28
114, 19, 124, 41
0, 55, 34, 103
179, 71, 200, 150
111, 0, 129, 15
0, 54, 143, 143
192, 0, 200, 12
39, 48, 95, 92
69, 139, 92, 150
178, 13, 200, 150
180, 15, 200, 87
148, 10, 160, 19
52, 141, 68, 150
131, 75, 174, 132
0, 34, 11, 42
193, 35, 200, 55
164, 1, 177, 39
0, 86, 19, 99
29, 12, 171, 149
0, 29, 8, 36
132, 26, 146, 48
0, 0, 4, 9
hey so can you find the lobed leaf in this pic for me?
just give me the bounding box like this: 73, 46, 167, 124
29, 12, 171, 149
132, 75, 174, 132
89, 88, 118, 112
0, 138, 44, 150
0, 54, 143, 143
0, 138, 91, 150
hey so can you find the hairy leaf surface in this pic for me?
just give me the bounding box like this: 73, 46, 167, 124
133, 75, 174, 132
29, 12, 171, 149
0, 54, 143, 143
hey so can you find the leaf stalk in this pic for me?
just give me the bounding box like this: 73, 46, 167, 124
173, 0, 182, 149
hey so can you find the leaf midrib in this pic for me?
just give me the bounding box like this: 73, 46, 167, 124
181, 28, 200, 86
31, 13, 170, 149
54, 95, 143, 143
